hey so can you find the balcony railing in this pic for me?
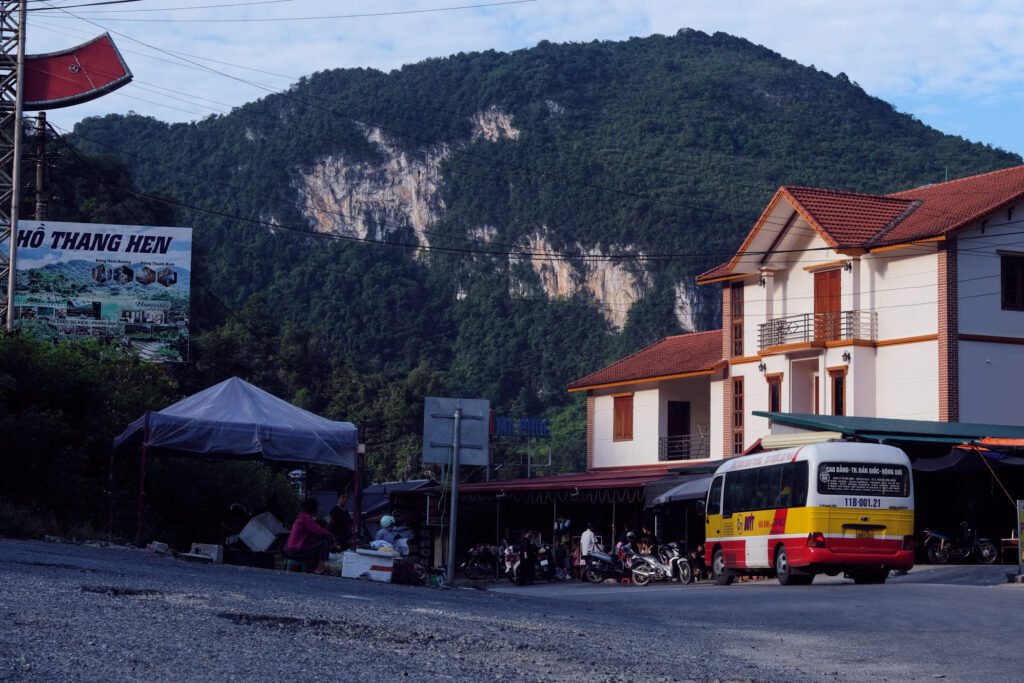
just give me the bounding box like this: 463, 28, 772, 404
658, 434, 709, 461
757, 310, 877, 351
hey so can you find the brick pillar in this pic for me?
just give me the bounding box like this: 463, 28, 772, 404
586, 393, 595, 470
721, 284, 733, 456
937, 240, 959, 421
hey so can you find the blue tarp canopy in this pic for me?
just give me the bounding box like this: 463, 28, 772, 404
113, 377, 357, 468
651, 475, 713, 506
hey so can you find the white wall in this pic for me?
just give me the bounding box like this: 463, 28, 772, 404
862, 247, 937, 340
874, 340, 939, 420
710, 378, 724, 460
958, 202, 1024, 337
959, 341, 1024, 425
590, 376, 714, 468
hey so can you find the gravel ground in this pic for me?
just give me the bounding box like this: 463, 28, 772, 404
0, 539, 774, 683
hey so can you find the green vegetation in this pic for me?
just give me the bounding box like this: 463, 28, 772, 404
6, 29, 1022, 543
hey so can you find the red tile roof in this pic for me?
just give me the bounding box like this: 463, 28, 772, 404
697, 164, 1024, 284
567, 329, 723, 391
879, 164, 1024, 245
784, 187, 916, 247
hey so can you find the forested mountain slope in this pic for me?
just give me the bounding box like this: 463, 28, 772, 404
64, 29, 1020, 477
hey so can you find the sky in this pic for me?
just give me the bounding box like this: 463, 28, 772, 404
23, 0, 1024, 158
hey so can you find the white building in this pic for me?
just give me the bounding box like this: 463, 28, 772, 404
569, 164, 1024, 468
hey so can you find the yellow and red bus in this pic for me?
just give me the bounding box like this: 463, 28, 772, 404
703, 442, 914, 585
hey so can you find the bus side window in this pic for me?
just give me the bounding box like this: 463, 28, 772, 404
769, 465, 784, 507
790, 461, 809, 507
708, 476, 723, 516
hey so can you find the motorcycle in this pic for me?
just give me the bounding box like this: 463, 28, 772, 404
459, 544, 496, 580
584, 545, 631, 584
631, 542, 692, 586
536, 543, 557, 582
922, 522, 999, 565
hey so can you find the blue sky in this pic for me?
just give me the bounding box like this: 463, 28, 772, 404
26, 0, 1024, 159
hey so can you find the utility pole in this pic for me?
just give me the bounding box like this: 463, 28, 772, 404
33, 110, 43, 221
0, 0, 27, 331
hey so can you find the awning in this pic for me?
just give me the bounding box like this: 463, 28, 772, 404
443, 466, 683, 504
651, 476, 713, 506
754, 412, 1024, 445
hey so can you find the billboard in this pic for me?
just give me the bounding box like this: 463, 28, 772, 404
13, 220, 192, 362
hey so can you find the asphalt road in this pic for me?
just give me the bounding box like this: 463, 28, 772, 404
1, 539, 1021, 682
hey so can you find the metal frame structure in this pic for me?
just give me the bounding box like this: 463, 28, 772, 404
0, 0, 26, 331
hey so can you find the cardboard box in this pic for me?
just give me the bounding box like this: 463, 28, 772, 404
189, 543, 224, 563
240, 512, 287, 552
341, 549, 394, 582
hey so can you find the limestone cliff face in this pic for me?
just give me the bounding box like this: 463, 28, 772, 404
294, 126, 449, 245
293, 106, 687, 331
512, 234, 648, 330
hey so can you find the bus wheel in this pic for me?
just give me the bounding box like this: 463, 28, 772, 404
712, 549, 733, 586
775, 546, 797, 586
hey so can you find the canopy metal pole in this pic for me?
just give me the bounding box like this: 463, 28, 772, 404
353, 444, 364, 549
134, 437, 147, 547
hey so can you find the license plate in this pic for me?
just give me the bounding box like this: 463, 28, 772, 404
539, 560, 548, 566
856, 529, 874, 539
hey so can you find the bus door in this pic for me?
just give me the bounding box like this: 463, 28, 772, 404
705, 475, 724, 543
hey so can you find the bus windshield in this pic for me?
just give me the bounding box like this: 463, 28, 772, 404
816, 461, 910, 498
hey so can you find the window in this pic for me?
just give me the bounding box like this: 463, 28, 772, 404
731, 283, 744, 356
766, 373, 783, 414
732, 377, 744, 455
613, 394, 633, 441
1001, 254, 1024, 311
723, 461, 809, 515
829, 368, 847, 416
817, 462, 910, 498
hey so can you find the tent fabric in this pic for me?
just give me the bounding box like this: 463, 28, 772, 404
651, 476, 713, 506
913, 447, 1024, 472
113, 377, 357, 468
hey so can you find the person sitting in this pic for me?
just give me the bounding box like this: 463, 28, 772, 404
282, 497, 335, 574
375, 515, 399, 546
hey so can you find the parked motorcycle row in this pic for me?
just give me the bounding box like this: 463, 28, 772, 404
460, 540, 711, 586
460, 520, 1001, 584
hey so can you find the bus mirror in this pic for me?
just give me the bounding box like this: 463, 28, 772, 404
696, 500, 706, 516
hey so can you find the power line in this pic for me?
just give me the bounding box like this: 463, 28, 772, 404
39, 0, 540, 21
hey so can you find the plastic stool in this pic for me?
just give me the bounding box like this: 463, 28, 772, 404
620, 577, 631, 584
284, 559, 308, 573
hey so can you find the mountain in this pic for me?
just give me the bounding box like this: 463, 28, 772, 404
59, 29, 1021, 475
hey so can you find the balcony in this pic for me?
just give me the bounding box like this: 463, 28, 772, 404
658, 434, 709, 461
757, 310, 877, 352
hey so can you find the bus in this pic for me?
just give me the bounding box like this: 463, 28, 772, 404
703, 441, 914, 585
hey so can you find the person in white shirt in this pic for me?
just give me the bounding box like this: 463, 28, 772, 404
579, 522, 597, 581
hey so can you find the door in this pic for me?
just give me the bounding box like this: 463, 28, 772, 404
666, 401, 690, 458
814, 269, 841, 341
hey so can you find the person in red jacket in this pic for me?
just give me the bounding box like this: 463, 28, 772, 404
283, 498, 335, 574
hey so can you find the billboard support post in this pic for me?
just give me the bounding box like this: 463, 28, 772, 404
446, 408, 462, 586
422, 397, 489, 586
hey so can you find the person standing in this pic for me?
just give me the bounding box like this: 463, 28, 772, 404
326, 493, 352, 550
579, 522, 597, 581
517, 530, 536, 586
